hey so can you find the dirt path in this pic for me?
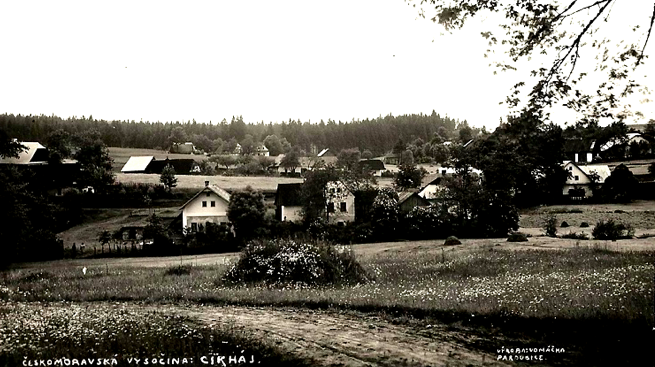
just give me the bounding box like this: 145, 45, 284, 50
152, 305, 509, 367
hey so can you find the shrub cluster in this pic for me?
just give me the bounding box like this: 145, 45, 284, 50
592, 219, 634, 240
561, 232, 589, 240
507, 232, 529, 242
542, 214, 557, 237
223, 239, 371, 286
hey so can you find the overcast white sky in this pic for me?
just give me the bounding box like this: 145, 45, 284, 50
1, 1, 653, 129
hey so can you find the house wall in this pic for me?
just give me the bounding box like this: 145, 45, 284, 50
182, 191, 229, 230
280, 205, 303, 222
419, 184, 444, 200
326, 182, 355, 224
564, 163, 592, 185
399, 196, 429, 213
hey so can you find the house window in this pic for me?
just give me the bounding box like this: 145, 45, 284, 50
574, 175, 579, 181
206, 193, 210, 197
211, 201, 215, 207
340, 202, 347, 212
327, 202, 335, 213
191, 223, 198, 232
441, 169, 447, 175
202, 201, 207, 207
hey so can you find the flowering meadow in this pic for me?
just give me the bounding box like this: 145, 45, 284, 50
2, 246, 652, 323
0, 302, 309, 366
1, 244, 653, 365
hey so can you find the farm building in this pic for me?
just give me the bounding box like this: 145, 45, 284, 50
0, 141, 50, 165
275, 183, 303, 222
0, 141, 80, 191
121, 156, 200, 174
599, 132, 651, 158
358, 159, 386, 176
121, 156, 155, 173
179, 181, 231, 233
562, 161, 611, 199
169, 142, 195, 154
398, 191, 431, 213
564, 138, 596, 163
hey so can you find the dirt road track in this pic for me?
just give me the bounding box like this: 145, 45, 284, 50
154, 305, 509, 367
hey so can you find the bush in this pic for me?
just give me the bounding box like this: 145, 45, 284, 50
560, 221, 569, 228
444, 236, 462, 246
222, 239, 371, 286
543, 215, 557, 237
592, 219, 635, 240
561, 232, 589, 240
580, 222, 590, 228
164, 265, 192, 276
507, 232, 529, 242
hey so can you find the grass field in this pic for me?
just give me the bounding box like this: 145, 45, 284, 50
115, 173, 303, 191
2, 238, 653, 366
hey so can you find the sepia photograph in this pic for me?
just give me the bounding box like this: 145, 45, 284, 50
1, 1, 654, 366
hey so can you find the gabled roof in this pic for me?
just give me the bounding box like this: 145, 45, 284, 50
275, 183, 303, 206
358, 159, 386, 171
179, 185, 231, 210
563, 138, 594, 153
563, 161, 611, 183
578, 164, 611, 183
121, 156, 154, 172
317, 148, 329, 157
398, 191, 418, 204
0, 142, 48, 165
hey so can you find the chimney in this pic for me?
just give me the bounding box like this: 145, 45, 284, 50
205, 181, 209, 187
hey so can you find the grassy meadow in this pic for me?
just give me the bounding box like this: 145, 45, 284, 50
2, 241, 653, 365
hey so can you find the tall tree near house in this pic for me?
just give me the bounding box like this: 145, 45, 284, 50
411, 1, 655, 123
227, 186, 266, 241
336, 148, 361, 171
263, 134, 284, 156
210, 155, 238, 170
240, 134, 256, 155
168, 126, 188, 145
300, 166, 341, 224
600, 164, 639, 202
160, 164, 177, 192
280, 148, 301, 174
361, 150, 374, 160
45, 129, 73, 164
74, 130, 114, 190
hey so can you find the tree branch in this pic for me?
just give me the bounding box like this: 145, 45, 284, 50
636, 3, 655, 69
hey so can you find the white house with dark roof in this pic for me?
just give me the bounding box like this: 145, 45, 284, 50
562, 161, 611, 198
179, 181, 231, 233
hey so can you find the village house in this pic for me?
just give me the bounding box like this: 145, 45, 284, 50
418, 166, 482, 200
398, 191, 431, 213
275, 183, 303, 222
562, 161, 611, 199
169, 142, 195, 154
0, 140, 80, 192
563, 138, 595, 163
599, 132, 651, 158
326, 181, 355, 225
358, 159, 386, 177
179, 181, 231, 233
255, 144, 269, 156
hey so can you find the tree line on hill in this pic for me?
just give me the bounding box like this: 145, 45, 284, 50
0, 112, 478, 156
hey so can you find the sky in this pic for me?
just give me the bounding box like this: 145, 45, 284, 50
1, 0, 653, 130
